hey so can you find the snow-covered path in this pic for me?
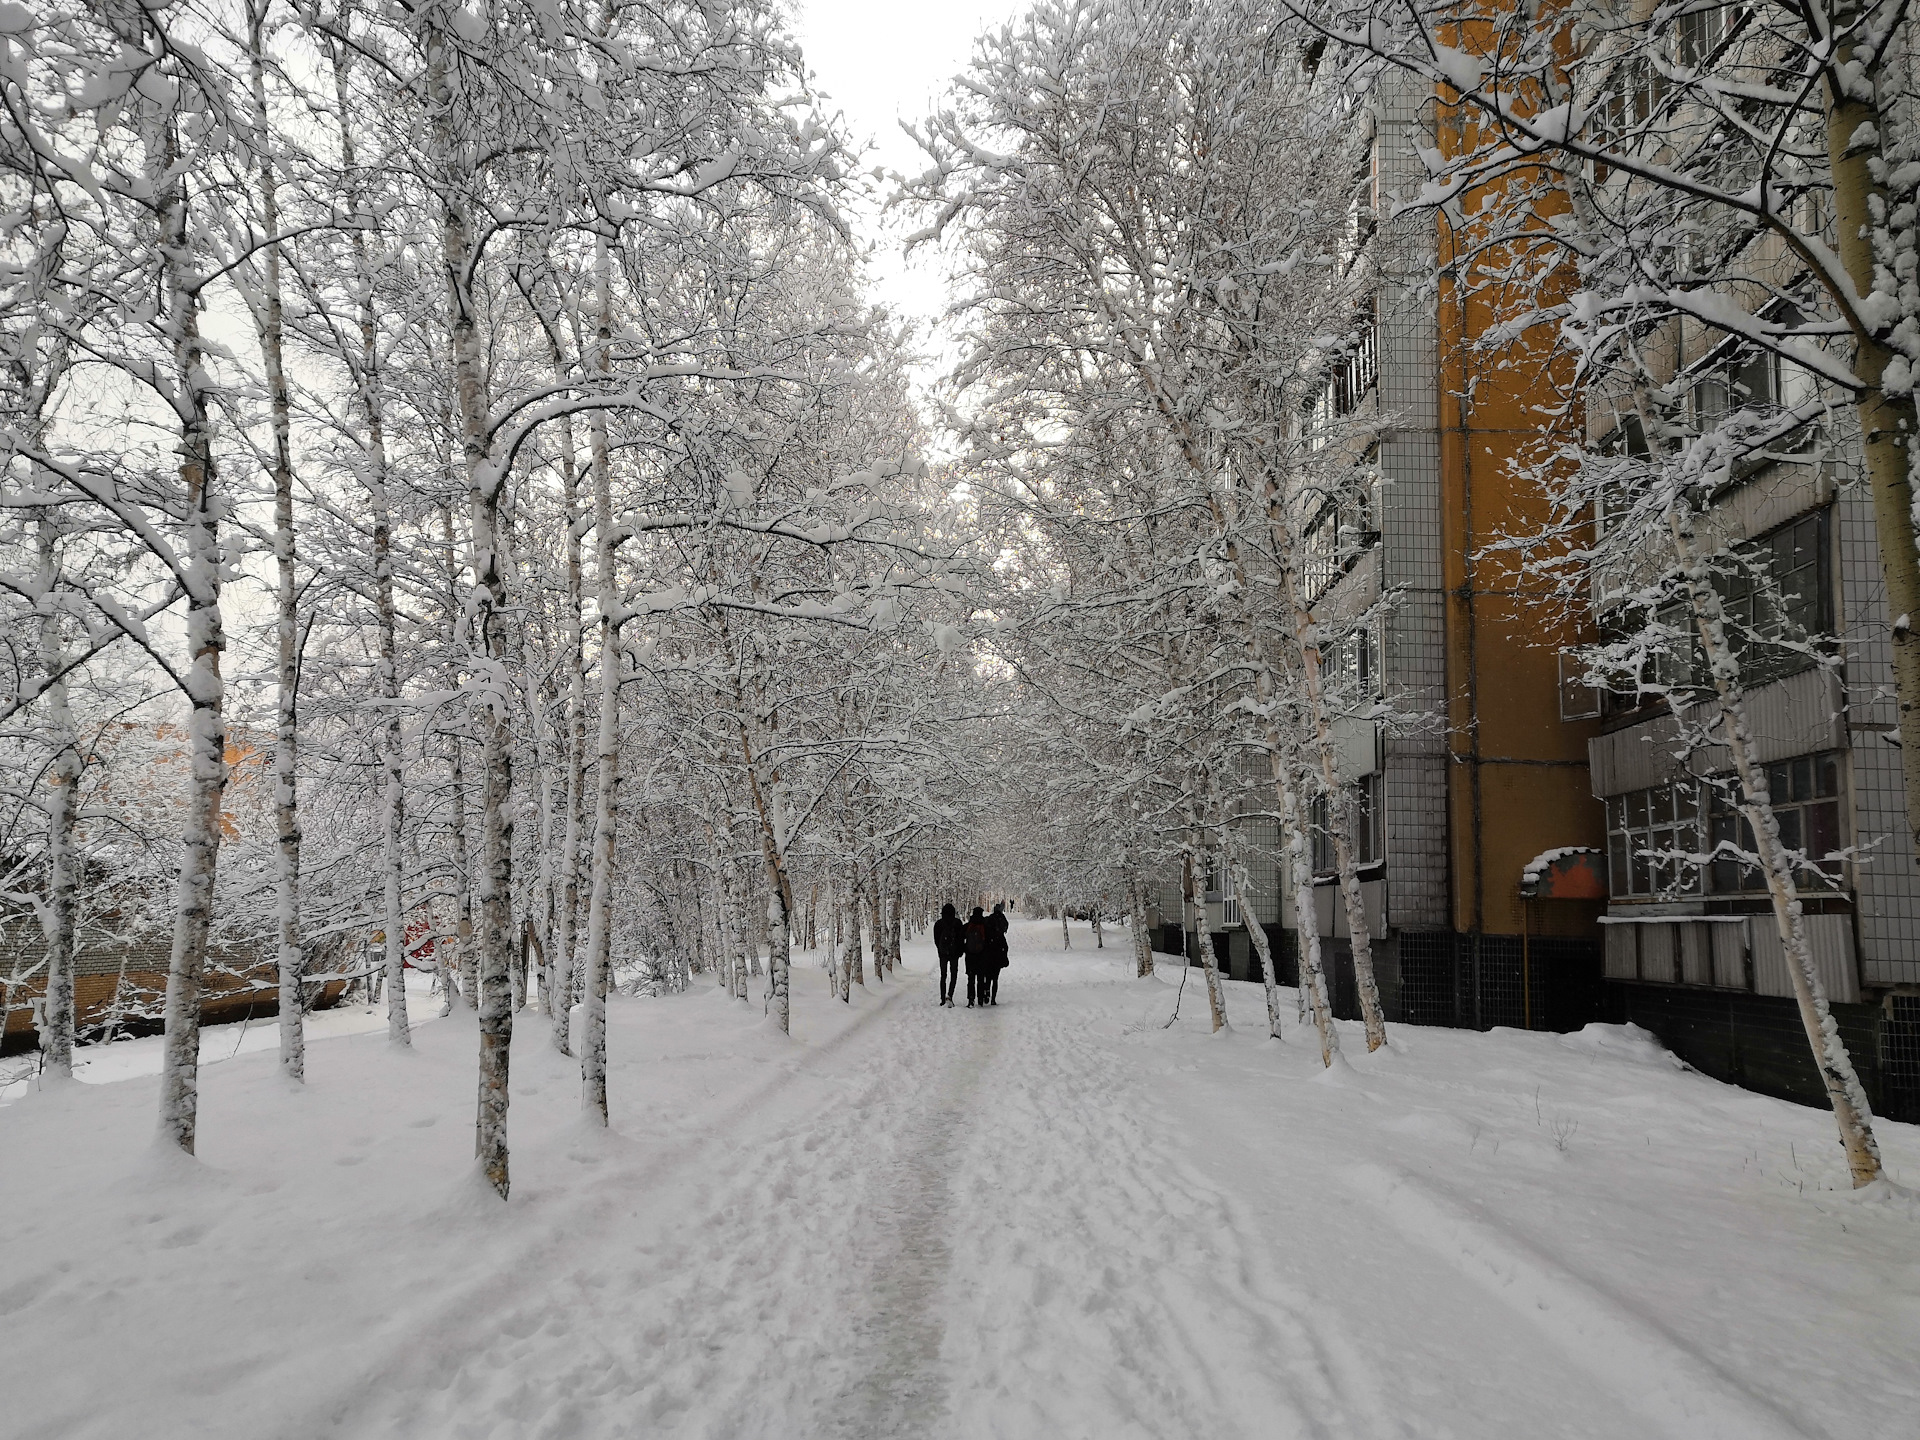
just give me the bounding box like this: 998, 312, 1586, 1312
4, 919, 1917, 1439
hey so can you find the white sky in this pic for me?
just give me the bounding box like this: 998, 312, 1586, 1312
788, 0, 1020, 383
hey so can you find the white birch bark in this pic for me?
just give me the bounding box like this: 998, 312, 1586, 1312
1669, 508, 1882, 1184
846, 857, 866, 989
1280, 757, 1338, 1063
553, 398, 586, 1050
35, 517, 77, 1078
1127, 873, 1154, 978
739, 719, 795, 1033
368, 307, 406, 1050
156, 113, 229, 1154
1231, 855, 1284, 1040
426, 22, 512, 1195
1264, 472, 1387, 1051
439, 503, 477, 1015
579, 306, 621, 1118
249, 6, 308, 1078
1180, 847, 1228, 1032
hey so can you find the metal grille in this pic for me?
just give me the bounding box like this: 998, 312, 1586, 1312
1397, 931, 1457, 1026
1879, 995, 1920, 1124
1396, 932, 1603, 1032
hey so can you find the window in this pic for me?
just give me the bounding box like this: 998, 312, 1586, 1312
1708, 753, 1844, 892
1686, 303, 1817, 445
1331, 316, 1377, 417
1717, 509, 1830, 684
1311, 774, 1383, 875
1591, 56, 1668, 181
1299, 482, 1378, 604
1677, 3, 1738, 68
1606, 779, 1703, 899
1303, 303, 1379, 441
1559, 649, 1603, 721
1593, 415, 1653, 538
1604, 752, 1846, 900
1322, 619, 1382, 699
1629, 508, 1832, 695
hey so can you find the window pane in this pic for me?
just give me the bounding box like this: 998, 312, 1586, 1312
1631, 843, 1652, 896
1610, 834, 1632, 895
1791, 757, 1812, 802
1815, 754, 1839, 798
1650, 787, 1674, 825
1675, 784, 1699, 821
1608, 795, 1626, 831
1806, 800, 1841, 875
1777, 808, 1802, 855
1627, 791, 1649, 829
1677, 823, 1703, 893
1766, 764, 1790, 803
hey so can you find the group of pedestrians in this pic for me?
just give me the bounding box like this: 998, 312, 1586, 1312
931, 901, 1010, 1007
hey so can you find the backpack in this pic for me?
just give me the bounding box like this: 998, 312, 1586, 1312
966, 919, 988, 951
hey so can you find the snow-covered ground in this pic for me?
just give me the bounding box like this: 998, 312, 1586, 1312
3, 919, 1916, 1439
0, 972, 443, 1106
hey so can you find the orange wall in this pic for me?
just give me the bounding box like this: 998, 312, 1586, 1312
1435, 84, 1605, 939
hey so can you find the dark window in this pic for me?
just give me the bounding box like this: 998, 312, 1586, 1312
1635, 508, 1831, 694
1717, 509, 1830, 683
1677, 4, 1736, 67
1311, 774, 1383, 876
1605, 779, 1703, 899
1707, 753, 1844, 892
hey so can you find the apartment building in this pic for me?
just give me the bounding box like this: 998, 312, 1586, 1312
1151, 68, 1610, 1033
1152, 43, 1920, 1124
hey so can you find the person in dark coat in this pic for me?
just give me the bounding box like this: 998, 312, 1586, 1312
932, 903, 964, 1007
962, 906, 991, 1007
984, 902, 1011, 1004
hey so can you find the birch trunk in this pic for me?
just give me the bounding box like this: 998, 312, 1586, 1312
847, 860, 867, 988
427, 24, 512, 1195
35, 518, 77, 1078
1181, 848, 1228, 1032
1258, 467, 1388, 1050
1823, 35, 1920, 882
250, 10, 308, 1078
1280, 758, 1337, 1062
740, 729, 795, 1033
1127, 874, 1154, 977
367, 307, 406, 1049
864, 856, 884, 982
448, 721, 476, 1013
1231, 857, 1284, 1040
579, 354, 621, 1119
157, 119, 229, 1154
1669, 508, 1882, 1184
554, 454, 585, 1047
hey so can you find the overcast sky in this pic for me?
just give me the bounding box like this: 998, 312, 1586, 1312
787, 0, 1020, 379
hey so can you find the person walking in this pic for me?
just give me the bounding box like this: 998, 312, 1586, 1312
963, 906, 991, 1007
932, 903, 964, 1007
984, 901, 1010, 1005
